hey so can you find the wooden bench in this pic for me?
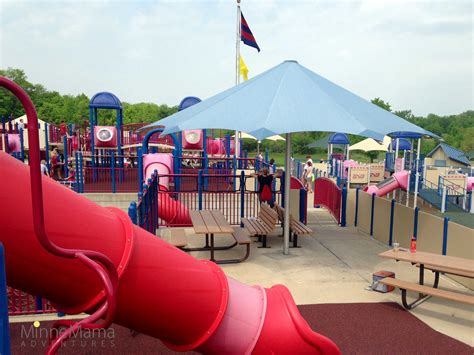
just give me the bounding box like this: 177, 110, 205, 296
158, 228, 188, 248
379, 277, 474, 309
274, 203, 312, 248
242, 203, 278, 248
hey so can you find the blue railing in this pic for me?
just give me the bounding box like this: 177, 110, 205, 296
130, 171, 308, 233
0, 243, 11, 355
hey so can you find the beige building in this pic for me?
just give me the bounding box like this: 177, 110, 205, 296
425, 142, 471, 168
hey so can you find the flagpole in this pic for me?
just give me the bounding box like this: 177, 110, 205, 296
234, 0, 241, 162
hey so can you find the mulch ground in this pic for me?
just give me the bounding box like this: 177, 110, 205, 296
9, 302, 473, 354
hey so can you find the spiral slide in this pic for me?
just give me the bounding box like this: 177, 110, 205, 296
142, 153, 191, 225
0, 151, 340, 354
364, 170, 409, 196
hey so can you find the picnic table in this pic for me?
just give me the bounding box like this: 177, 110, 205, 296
379, 249, 474, 309
187, 210, 250, 264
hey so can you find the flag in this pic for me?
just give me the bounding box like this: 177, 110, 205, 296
241, 12, 260, 52
240, 56, 249, 81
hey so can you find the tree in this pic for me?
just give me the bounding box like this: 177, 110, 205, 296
371, 97, 391, 112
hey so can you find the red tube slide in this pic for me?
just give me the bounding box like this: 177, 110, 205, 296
0, 151, 340, 354
142, 153, 191, 225
364, 170, 409, 196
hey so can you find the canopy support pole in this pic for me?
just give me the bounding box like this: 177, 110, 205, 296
283, 133, 291, 255
234, 0, 241, 162
413, 138, 421, 209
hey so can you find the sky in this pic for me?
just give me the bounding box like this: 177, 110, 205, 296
0, 0, 472, 116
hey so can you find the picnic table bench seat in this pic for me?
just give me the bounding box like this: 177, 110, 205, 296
379, 277, 474, 309
274, 203, 312, 247
158, 228, 188, 248
242, 203, 278, 248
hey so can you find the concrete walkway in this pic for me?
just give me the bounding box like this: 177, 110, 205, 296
181, 207, 473, 346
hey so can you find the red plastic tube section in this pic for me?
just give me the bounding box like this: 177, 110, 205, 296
143, 153, 191, 225
0, 152, 228, 350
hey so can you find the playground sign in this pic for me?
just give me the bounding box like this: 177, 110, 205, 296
349, 166, 369, 184
369, 165, 384, 182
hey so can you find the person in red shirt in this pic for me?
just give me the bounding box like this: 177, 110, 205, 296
252, 167, 282, 207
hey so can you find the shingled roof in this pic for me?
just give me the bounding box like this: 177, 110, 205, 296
427, 142, 471, 166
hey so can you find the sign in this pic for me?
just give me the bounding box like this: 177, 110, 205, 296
349, 166, 369, 184
369, 165, 384, 182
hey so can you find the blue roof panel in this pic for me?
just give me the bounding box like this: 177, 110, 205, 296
89, 92, 122, 110
178, 96, 202, 111
328, 132, 350, 145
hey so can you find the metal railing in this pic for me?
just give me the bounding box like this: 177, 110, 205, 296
134, 171, 291, 233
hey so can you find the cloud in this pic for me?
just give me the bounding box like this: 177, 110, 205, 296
0, 0, 472, 116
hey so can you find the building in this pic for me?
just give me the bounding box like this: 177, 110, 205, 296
426, 142, 471, 167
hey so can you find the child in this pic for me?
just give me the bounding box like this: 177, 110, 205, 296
303, 160, 314, 193
40, 160, 49, 177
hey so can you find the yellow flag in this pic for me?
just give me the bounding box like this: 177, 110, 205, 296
240, 55, 249, 81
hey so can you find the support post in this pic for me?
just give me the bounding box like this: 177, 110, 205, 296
74, 151, 80, 193
240, 171, 245, 226
441, 185, 447, 213
0, 244, 10, 355
406, 170, 411, 207
413, 138, 421, 208
370, 193, 375, 236
413, 207, 419, 239
340, 187, 347, 227
469, 192, 474, 214
299, 188, 306, 224
19, 128, 25, 161
111, 151, 116, 193
45, 123, 50, 170
393, 138, 399, 199
354, 188, 359, 227
389, 199, 395, 246
198, 170, 203, 210
63, 134, 68, 178
138, 147, 143, 195
442, 217, 449, 255
283, 133, 291, 255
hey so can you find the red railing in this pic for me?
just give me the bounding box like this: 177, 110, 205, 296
313, 177, 342, 223
7, 288, 56, 315
83, 166, 138, 193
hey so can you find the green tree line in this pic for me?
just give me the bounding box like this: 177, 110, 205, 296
1, 68, 472, 156
0, 68, 178, 126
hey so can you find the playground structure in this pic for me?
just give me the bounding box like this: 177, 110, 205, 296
0, 77, 340, 354
310, 131, 473, 226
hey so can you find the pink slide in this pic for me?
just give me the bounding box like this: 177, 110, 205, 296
364, 170, 409, 196
142, 153, 191, 225
0, 151, 340, 354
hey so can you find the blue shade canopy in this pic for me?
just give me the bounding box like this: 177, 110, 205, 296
389, 138, 412, 151
145, 61, 436, 141
328, 133, 350, 145
89, 92, 122, 110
